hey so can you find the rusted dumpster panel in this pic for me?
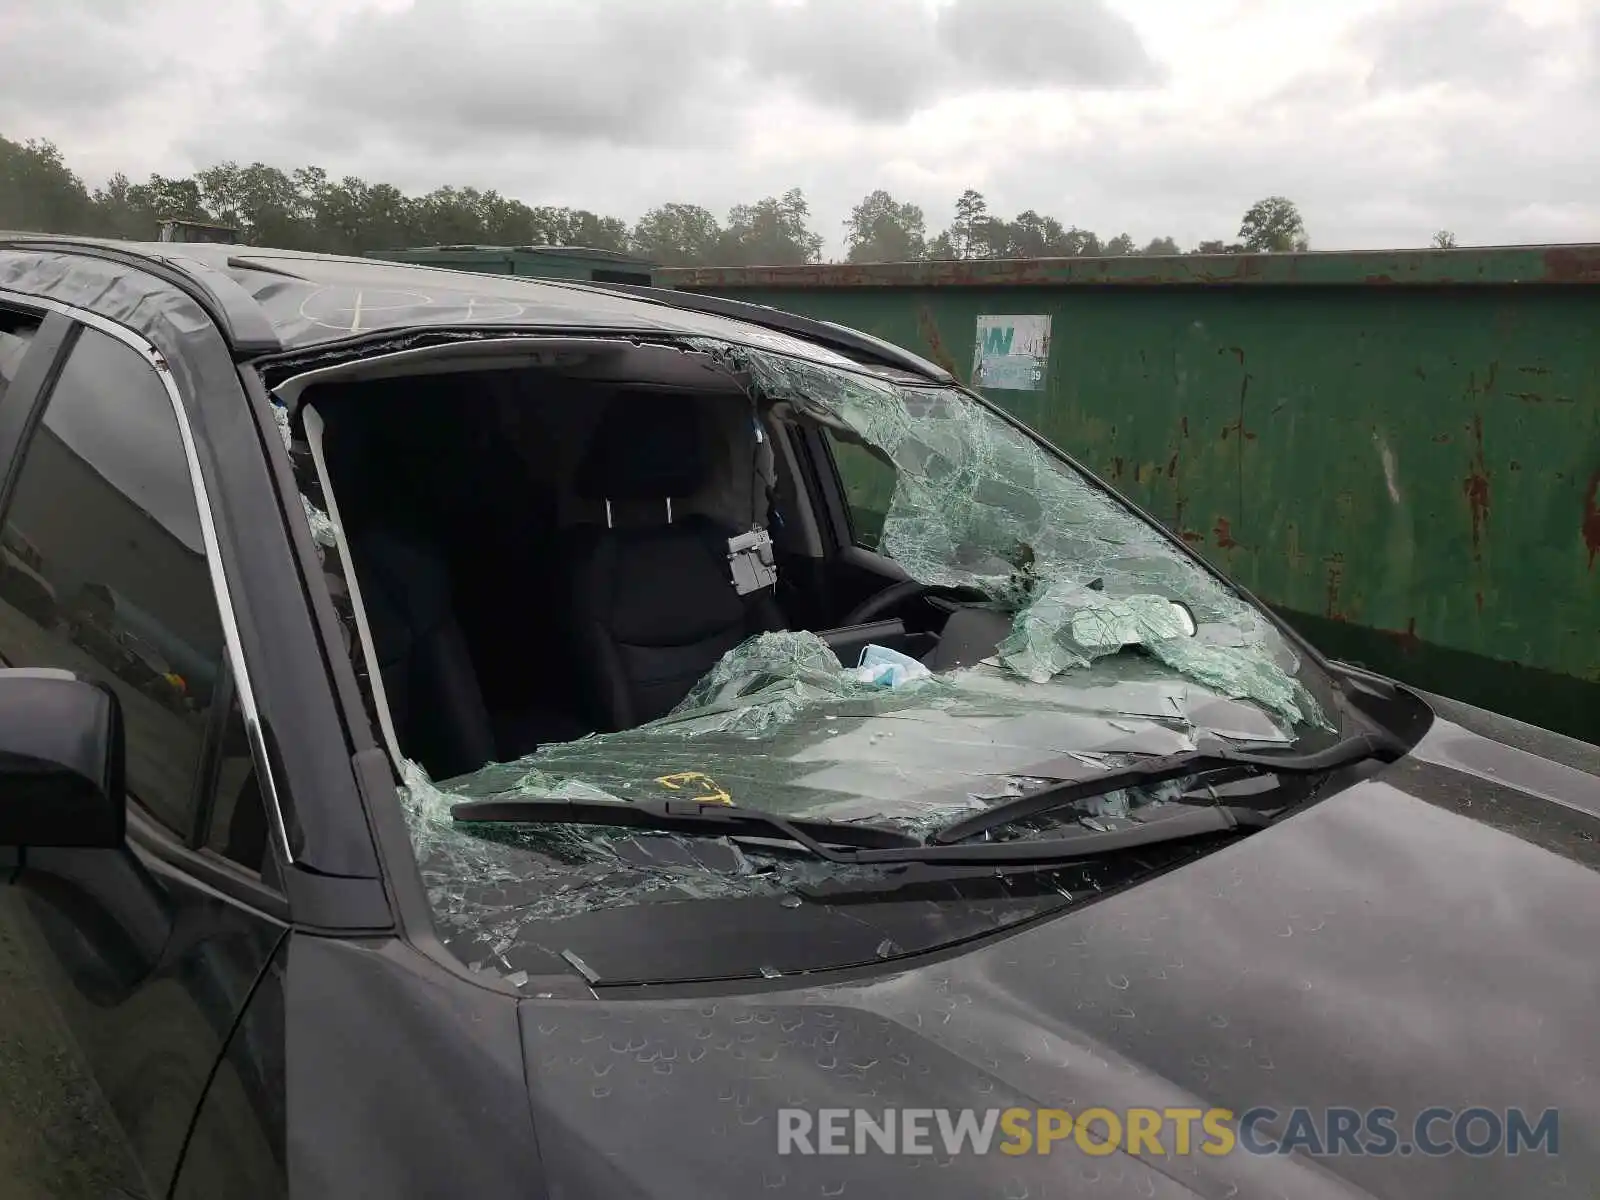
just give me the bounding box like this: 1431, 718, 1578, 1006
664, 248, 1600, 740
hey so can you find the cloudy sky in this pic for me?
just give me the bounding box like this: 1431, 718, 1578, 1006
1, 0, 1593, 255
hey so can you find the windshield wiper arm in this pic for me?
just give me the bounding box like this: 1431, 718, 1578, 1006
450, 795, 923, 863
450, 794, 1272, 866
932, 730, 1400, 846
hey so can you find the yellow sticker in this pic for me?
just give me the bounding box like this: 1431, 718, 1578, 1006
655, 772, 732, 805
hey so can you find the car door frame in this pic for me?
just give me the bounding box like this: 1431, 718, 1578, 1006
0, 256, 426, 1196
0, 250, 520, 941
0, 245, 574, 967
0, 250, 396, 911
0, 290, 301, 875
0, 289, 304, 1196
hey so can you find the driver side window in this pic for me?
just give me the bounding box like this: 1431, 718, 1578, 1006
822, 430, 893, 552
0, 324, 267, 874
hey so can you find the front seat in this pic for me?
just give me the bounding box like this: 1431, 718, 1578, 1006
566, 395, 784, 731
350, 525, 501, 782
314, 397, 498, 781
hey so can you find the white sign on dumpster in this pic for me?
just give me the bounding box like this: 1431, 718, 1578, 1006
973, 314, 1051, 391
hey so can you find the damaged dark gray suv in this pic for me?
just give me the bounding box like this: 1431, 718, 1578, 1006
0, 236, 1597, 1200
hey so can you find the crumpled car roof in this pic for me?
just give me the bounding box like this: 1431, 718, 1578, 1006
3, 237, 895, 358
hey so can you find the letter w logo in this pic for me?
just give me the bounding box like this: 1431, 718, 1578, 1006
981, 325, 1014, 356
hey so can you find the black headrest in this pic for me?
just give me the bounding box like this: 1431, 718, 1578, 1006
314, 403, 379, 525
574, 394, 713, 501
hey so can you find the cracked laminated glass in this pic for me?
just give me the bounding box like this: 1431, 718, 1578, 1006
286, 336, 1340, 977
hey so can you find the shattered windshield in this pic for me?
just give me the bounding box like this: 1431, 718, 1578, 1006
284, 334, 1339, 982
702, 338, 1325, 728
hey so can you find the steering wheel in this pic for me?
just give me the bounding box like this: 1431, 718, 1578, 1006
840, 579, 986, 627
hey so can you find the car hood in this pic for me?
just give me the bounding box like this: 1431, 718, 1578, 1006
517, 715, 1600, 1199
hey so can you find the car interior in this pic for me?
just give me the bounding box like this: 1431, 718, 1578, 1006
282, 343, 1010, 783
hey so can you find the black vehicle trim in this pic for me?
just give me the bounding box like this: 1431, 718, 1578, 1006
535, 749, 1400, 999
573, 279, 953, 380
187, 663, 239, 848
281, 867, 394, 934
126, 806, 291, 923
235, 365, 376, 754
559, 835, 1240, 998
198, 340, 383, 883
0, 287, 295, 869
0, 237, 282, 356
799, 422, 859, 553
0, 308, 77, 517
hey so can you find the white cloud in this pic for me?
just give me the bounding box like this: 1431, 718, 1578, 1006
1, 0, 1595, 254
1358, 0, 1549, 93
266, 0, 743, 147
938, 0, 1163, 90
0, 0, 172, 115
740, 0, 1162, 120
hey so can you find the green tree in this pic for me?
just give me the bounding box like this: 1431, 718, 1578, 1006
83, 171, 214, 238
537, 206, 629, 251
307, 177, 417, 255
0, 136, 98, 233
951, 188, 988, 258
1238, 196, 1308, 252
1142, 236, 1181, 255
197, 161, 315, 247
405, 185, 484, 246
630, 202, 723, 266
1432, 229, 1458, 249
476, 193, 538, 245
1103, 233, 1137, 256
931, 192, 1110, 260
718, 188, 823, 265
843, 189, 926, 263
8, 136, 1222, 269
1006, 211, 1067, 257
967, 216, 1013, 258
91, 172, 161, 239
109, 173, 213, 230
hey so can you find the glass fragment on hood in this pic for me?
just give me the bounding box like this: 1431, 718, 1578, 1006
396, 756, 806, 964
396, 635, 1295, 932
439, 633, 1267, 830
661, 630, 935, 736
687, 338, 1327, 729
998, 582, 1192, 681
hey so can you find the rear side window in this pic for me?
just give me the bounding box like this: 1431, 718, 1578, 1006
0, 326, 227, 835
821, 429, 894, 551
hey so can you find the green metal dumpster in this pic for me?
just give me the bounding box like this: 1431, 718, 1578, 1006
366, 244, 658, 285
663, 247, 1600, 741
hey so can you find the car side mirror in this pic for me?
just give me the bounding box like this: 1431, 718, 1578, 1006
0, 668, 126, 848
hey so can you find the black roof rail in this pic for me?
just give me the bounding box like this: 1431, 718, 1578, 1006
574, 279, 954, 382
0, 236, 281, 355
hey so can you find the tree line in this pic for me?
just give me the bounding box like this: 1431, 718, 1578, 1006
4, 132, 1331, 266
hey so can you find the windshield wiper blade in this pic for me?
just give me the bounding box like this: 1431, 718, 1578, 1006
450, 794, 1271, 866
932, 731, 1400, 846
450, 795, 923, 862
